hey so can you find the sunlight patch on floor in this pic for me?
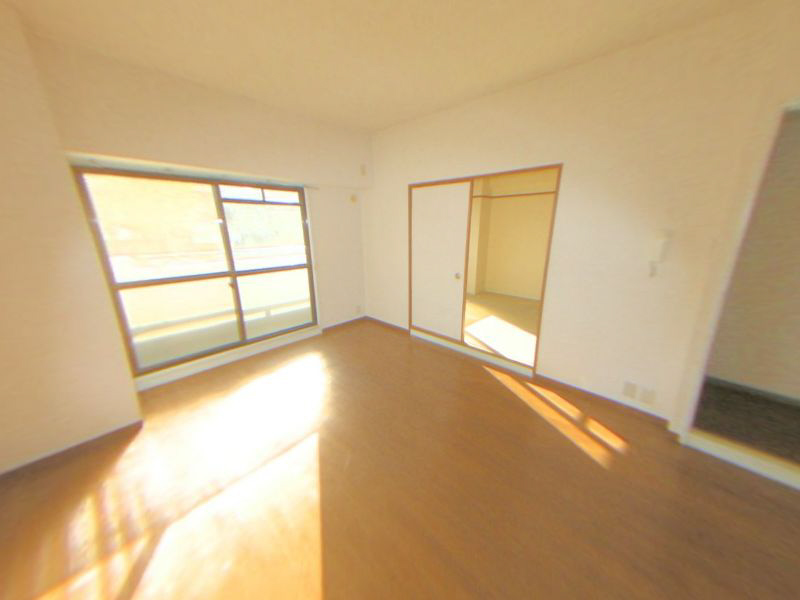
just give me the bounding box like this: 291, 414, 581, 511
133, 434, 321, 599
39, 536, 152, 600
465, 315, 536, 366
526, 382, 582, 421
586, 418, 629, 454
24, 353, 329, 600
485, 367, 629, 467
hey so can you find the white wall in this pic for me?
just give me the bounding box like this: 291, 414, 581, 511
0, 5, 140, 474
707, 110, 800, 400
306, 187, 365, 327
29, 35, 370, 329
483, 195, 554, 300
29, 36, 371, 190
466, 197, 483, 295
0, 21, 370, 473
363, 0, 800, 419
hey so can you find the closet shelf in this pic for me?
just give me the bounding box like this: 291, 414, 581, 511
471, 191, 556, 199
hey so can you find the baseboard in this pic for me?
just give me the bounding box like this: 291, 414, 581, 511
410, 328, 534, 378
535, 373, 664, 421
534, 374, 666, 424
362, 317, 663, 424
320, 315, 408, 334
362, 316, 409, 333
682, 429, 800, 491
0, 420, 143, 477
135, 326, 322, 391
321, 315, 367, 332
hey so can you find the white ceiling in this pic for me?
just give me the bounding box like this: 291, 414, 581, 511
11, 0, 753, 131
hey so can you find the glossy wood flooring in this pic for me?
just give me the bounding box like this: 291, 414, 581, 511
0, 319, 798, 599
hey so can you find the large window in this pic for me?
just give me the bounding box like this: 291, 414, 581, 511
76, 168, 316, 374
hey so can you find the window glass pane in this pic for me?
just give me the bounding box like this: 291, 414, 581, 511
263, 188, 300, 204
238, 269, 312, 339
224, 203, 307, 270
120, 278, 239, 368
219, 184, 263, 201
84, 174, 227, 282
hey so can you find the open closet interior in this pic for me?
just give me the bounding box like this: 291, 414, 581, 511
410, 164, 561, 374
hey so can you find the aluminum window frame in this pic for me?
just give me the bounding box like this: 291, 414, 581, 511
73, 166, 318, 375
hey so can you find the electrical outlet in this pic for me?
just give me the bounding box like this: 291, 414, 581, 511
640, 388, 656, 405
623, 381, 638, 399
350, 194, 358, 203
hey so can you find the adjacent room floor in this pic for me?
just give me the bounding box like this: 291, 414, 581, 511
0, 320, 797, 599
694, 378, 800, 464
464, 292, 539, 365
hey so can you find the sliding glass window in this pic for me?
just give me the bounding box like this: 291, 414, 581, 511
76, 169, 316, 374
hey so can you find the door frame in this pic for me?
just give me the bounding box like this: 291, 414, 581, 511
408, 163, 564, 376
668, 107, 793, 437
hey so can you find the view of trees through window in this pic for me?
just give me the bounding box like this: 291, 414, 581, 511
78, 170, 315, 373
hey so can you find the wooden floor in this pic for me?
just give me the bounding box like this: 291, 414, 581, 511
0, 319, 798, 599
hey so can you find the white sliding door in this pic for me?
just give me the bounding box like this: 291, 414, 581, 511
410, 182, 471, 340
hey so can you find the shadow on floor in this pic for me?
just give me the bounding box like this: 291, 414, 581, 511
2, 321, 800, 599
